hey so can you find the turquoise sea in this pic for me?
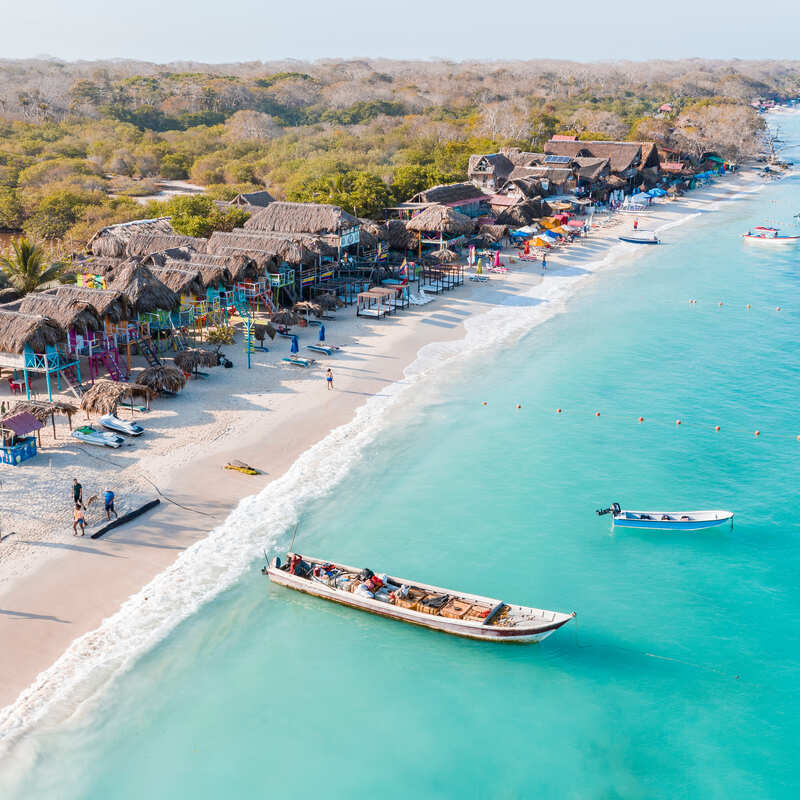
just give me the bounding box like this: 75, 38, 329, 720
3, 116, 800, 798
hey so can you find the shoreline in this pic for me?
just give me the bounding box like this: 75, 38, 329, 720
0, 166, 768, 755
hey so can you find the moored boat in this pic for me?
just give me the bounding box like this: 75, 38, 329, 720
742, 226, 800, 244
596, 502, 733, 530
264, 553, 575, 643
71, 425, 125, 448
619, 230, 660, 244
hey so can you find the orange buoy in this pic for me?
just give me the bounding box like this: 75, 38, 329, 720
482, 401, 487, 406
776, 306, 781, 311
638, 417, 644, 423
556, 408, 562, 414
746, 304, 751, 310
595, 411, 600, 417
715, 425, 721, 432
516, 404, 521, 409
676, 419, 682, 426
754, 430, 760, 437
718, 301, 723, 307
796, 435, 800, 441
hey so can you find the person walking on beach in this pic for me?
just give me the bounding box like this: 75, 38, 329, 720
72, 478, 82, 506
633, 218, 639, 231
73, 502, 86, 536
325, 368, 334, 391
104, 489, 118, 521
541, 254, 547, 272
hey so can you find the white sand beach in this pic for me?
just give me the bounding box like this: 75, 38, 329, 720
0, 167, 767, 720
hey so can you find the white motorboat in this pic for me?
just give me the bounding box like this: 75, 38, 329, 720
597, 503, 733, 531
72, 425, 125, 448
99, 413, 144, 436
742, 227, 799, 244
264, 553, 575, 643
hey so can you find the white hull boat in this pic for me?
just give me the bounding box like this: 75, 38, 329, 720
99, 414, 144, 436
743, 227, 799, 244
264, 553, 575, 643
597, 503, 733, 531
72, 426, 124, 448
619, 230, 659, 244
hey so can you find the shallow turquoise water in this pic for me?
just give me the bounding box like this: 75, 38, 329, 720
7, 120, 800, 798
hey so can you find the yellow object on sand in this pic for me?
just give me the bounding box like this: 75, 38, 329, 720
225, 461, 260, 475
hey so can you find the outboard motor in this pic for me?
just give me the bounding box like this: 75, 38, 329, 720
596, 503, 621, 517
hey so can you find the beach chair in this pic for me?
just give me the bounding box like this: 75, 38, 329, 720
307, 344, 338, 356
8, 376, 23, 394
282, 356, 315, 368
469, 274, 489, 283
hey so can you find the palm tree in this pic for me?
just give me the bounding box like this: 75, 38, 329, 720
0, 238, 63, 295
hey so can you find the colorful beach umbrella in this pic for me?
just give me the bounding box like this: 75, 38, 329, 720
319, 325, 326, 342
290, 335, 299, 354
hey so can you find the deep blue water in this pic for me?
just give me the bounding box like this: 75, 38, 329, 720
5, 116, 800, 799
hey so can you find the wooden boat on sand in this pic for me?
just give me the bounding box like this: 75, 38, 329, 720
264, 553, 575, 643
619, 230, 660, 244
597, 503, 733, 530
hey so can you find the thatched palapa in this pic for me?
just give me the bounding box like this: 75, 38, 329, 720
381, 219, 413, 250
293, 301, 323, 318
125, 234, 208, 259
478, 224, 509, 243
6, 399, 78, 437
405, 205, 475, 235
87, 218, 175, 258
0, 310, 65, 354
148, 267, 204, 296
108, 262, 179, 314
80, 380, 153, 416
137, 365, 187, 394
19, 294, 103, 336
494, 197, 552, 228
174, 348, 219, 372
426, 248, 459, 264
55, 287, 131, 323
244, 202, 357, 235
270, 310, 301, 326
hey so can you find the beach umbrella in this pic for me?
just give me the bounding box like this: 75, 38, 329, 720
290, 335, 299, 354
493, 249, 501, 267
319, 325, 326, 342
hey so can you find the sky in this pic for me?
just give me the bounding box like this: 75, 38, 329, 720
4, 0, 800, 64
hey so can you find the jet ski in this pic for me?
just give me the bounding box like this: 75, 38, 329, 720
72, 425, 125, 448
99, 413, 144, 436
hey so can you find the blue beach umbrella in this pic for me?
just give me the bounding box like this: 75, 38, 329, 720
319, 325, 326, 342
290, 335, 299, 354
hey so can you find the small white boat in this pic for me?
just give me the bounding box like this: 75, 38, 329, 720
742, 227, 799, 244
619, 230, 660, 244
597, 503, 733, 531
99, 414, 144, 436
264, 553, 575, 643
72, 425, 124, 448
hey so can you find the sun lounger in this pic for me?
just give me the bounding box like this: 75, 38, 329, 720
470, 274, 489, 282
307, 344, 336, 355
282, 356, 315, 368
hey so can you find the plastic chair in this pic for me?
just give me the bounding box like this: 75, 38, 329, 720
8, 377, 23, 394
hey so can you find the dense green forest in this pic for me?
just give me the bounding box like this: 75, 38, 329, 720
0, 58, 795, 247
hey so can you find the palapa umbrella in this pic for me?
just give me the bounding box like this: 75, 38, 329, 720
174, 348, 219, 374
290, 335, 299, 354
137, 365, 187, 394
271, 310, 300, 327
318, 325, 326, 342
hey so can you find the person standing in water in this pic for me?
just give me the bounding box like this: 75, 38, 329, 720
325, 369, 334, 390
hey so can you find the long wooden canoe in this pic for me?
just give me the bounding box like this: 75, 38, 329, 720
264, 553, 575, 643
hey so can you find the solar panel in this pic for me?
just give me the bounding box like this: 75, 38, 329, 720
545, 155, 572, 164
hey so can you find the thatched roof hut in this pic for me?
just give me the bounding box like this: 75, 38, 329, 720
293, 301, 323, 318
244, 202, 358, 235
0, 310, 65, 353
125, 234, 208, 259
230, 190, 274, 208
381, 219, 413, 250
148, 267, 204, 296
108, 262, 179, 314
55, 287, 130, 323
80, 380, 153, 416
408, 182, 487, 206
137, 365, 187, 394
19, 293, 103, 336
208, 231, 312, 267
71, 256, 126, 277
494, 198, 552, 227
478, 224, 509, 243
6, 399, 78, 436
316, 293, 342, 311
174, 348, 219, 372
0, 287, 22, 304
155, 254, 233, 287
405, 205, 475, 235
87, 218, 175, 258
